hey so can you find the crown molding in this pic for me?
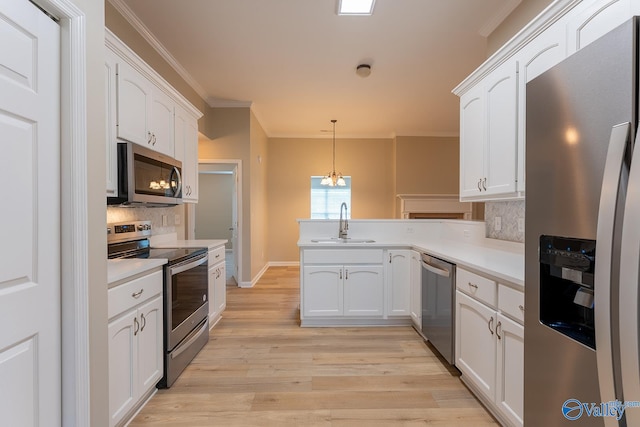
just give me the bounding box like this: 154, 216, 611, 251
107, 0, 210, 103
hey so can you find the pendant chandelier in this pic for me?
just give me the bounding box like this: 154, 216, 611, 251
321, 119, 346, 186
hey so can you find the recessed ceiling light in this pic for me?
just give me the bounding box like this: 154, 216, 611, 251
338, 0, 376, 15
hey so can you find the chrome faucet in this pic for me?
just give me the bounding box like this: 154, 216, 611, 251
339, 202, 349, 239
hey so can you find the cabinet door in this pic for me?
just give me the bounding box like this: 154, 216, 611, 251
214, 262, 226, 314
149, 87, 174, 156
484, 60, 517, 197
496, 313, 524, 427
515, 21, 567, 194
116, 60, 150, 146
459, 85, 485, 199
344, 266, 384, 316
174, 104, 199, 202
105, 49, 118, 197
387, 250, 411, 316
108, 311, 137, 427
455, 290, 497, 400
136, 295, 163, 395
409, 251, 422, 329
208, 266, 217, 321
302, 266, 343, 316
567, 0, 635, 54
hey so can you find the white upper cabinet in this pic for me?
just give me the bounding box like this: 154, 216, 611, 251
117, 60, 175, 157
459, 59, 518, 201
454, 0, 639, 201
175, 104, 199, 202
116, 60, 151, 147
567, 0, 640, 54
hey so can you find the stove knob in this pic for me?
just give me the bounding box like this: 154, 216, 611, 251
145, 224, 152, 230
137, 225, 144, 231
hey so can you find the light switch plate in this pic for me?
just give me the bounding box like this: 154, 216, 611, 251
494, 216, 502, 232
175, 214, 181, 225
517, 218, 525, 233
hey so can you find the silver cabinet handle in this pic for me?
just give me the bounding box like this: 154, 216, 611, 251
482, 177, 487, 191
147, 131, 152, 144
488, 316, 494, 335
152, 133, 157, 145
518, 304, 524, 312
133, 317, 139, 336
345, 269, 349, 280
339, 269, 343, 280
140, 313, 146, 332
477, 179, 482, 191
215, 253, 220, 259
468, 282, 478, 290
132, 289, 144, 298
496, 320, 502, 340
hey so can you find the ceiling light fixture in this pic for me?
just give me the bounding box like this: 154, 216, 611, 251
338, 0, 376, 15
356, 64, 372, 77
321, 120, 346, 187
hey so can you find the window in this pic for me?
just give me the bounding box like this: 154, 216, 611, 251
310, 176, 351, 219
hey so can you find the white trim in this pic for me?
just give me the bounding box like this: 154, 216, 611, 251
268, 261, 300, 267
34, 0, 90, 425
106, 0, 209, 104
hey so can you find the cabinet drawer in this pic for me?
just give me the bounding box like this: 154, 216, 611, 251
208, 246, 225, 265
456, 268, 497, 307
108, 270, 163, 319
498, 284, 524, 324
304, 249, 383, 264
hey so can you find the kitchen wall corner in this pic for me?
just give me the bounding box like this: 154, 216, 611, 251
485, 200, 525, 243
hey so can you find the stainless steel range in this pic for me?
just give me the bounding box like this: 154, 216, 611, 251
108, 220, 209, 388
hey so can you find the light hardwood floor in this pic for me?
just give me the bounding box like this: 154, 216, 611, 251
131, 266, 498, 426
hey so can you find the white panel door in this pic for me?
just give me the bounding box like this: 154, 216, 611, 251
343, 266, 384, 316
496, 313, 524, 427
459, 86, 485, 198
117, 60, 150, 146
108, 311, 137, 427
302, 266, 343, 317
387, 250, 410, 316
0, 1, 61, 425
136, 295, 163, 394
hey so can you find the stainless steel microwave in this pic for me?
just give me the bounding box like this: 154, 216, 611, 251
107, 142, 183, 206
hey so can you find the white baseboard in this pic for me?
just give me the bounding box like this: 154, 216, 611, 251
238, 261, 300, 288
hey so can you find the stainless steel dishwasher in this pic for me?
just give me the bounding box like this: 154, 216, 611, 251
420, 253, 456, 365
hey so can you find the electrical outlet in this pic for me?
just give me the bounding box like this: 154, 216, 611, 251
406, 227, 414, 234
494, 216, 502, 232
517, 218, 525, 233
175, 214, 181, 225
463, 229, 470, 239
162, 214, 167, 227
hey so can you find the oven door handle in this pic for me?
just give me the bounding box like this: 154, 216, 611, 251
171, 320, 208, 360
168, 253, 208, 275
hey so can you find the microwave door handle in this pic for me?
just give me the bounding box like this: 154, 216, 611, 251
594, 122, 630, 419
171, 166, 182, 197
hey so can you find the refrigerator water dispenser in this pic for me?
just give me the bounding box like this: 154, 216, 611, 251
539, 235, 596, 349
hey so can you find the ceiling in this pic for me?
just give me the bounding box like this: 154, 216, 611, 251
115, 0, 521, 138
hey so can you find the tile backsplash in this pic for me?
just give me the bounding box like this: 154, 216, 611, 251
107, 205, 185, 238
485, 200, 525, 243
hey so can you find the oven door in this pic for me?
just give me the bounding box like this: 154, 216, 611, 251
165, 252, 209, 350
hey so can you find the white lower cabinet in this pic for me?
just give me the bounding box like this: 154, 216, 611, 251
409, 250, 422, 330
385, 250, 411, 317
303, 265, 384, 317
455, 267, 524, 427
208, 246, 226, 325
108, 270, 163, 427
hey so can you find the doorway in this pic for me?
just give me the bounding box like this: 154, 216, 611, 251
192, 160, 242, 285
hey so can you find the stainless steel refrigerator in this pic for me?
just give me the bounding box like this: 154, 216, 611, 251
525, 17, 640, 427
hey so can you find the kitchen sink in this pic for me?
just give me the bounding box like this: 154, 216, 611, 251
310, 238, 376, 244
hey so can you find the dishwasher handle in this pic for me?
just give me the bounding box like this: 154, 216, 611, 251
421, 255, 452, 278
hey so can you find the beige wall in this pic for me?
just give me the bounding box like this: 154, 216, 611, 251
267, 137, 395, 262
395, 136, 460, 194
487, 0, 555, 55
199, 108, 253, 281
249, 111, 269, 278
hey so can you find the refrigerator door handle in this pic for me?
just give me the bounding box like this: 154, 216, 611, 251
620, 126, 640, 427
595, 122, 630, 422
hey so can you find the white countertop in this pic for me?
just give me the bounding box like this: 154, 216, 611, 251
298, 238, 524, 288
107, 258, 167, 285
